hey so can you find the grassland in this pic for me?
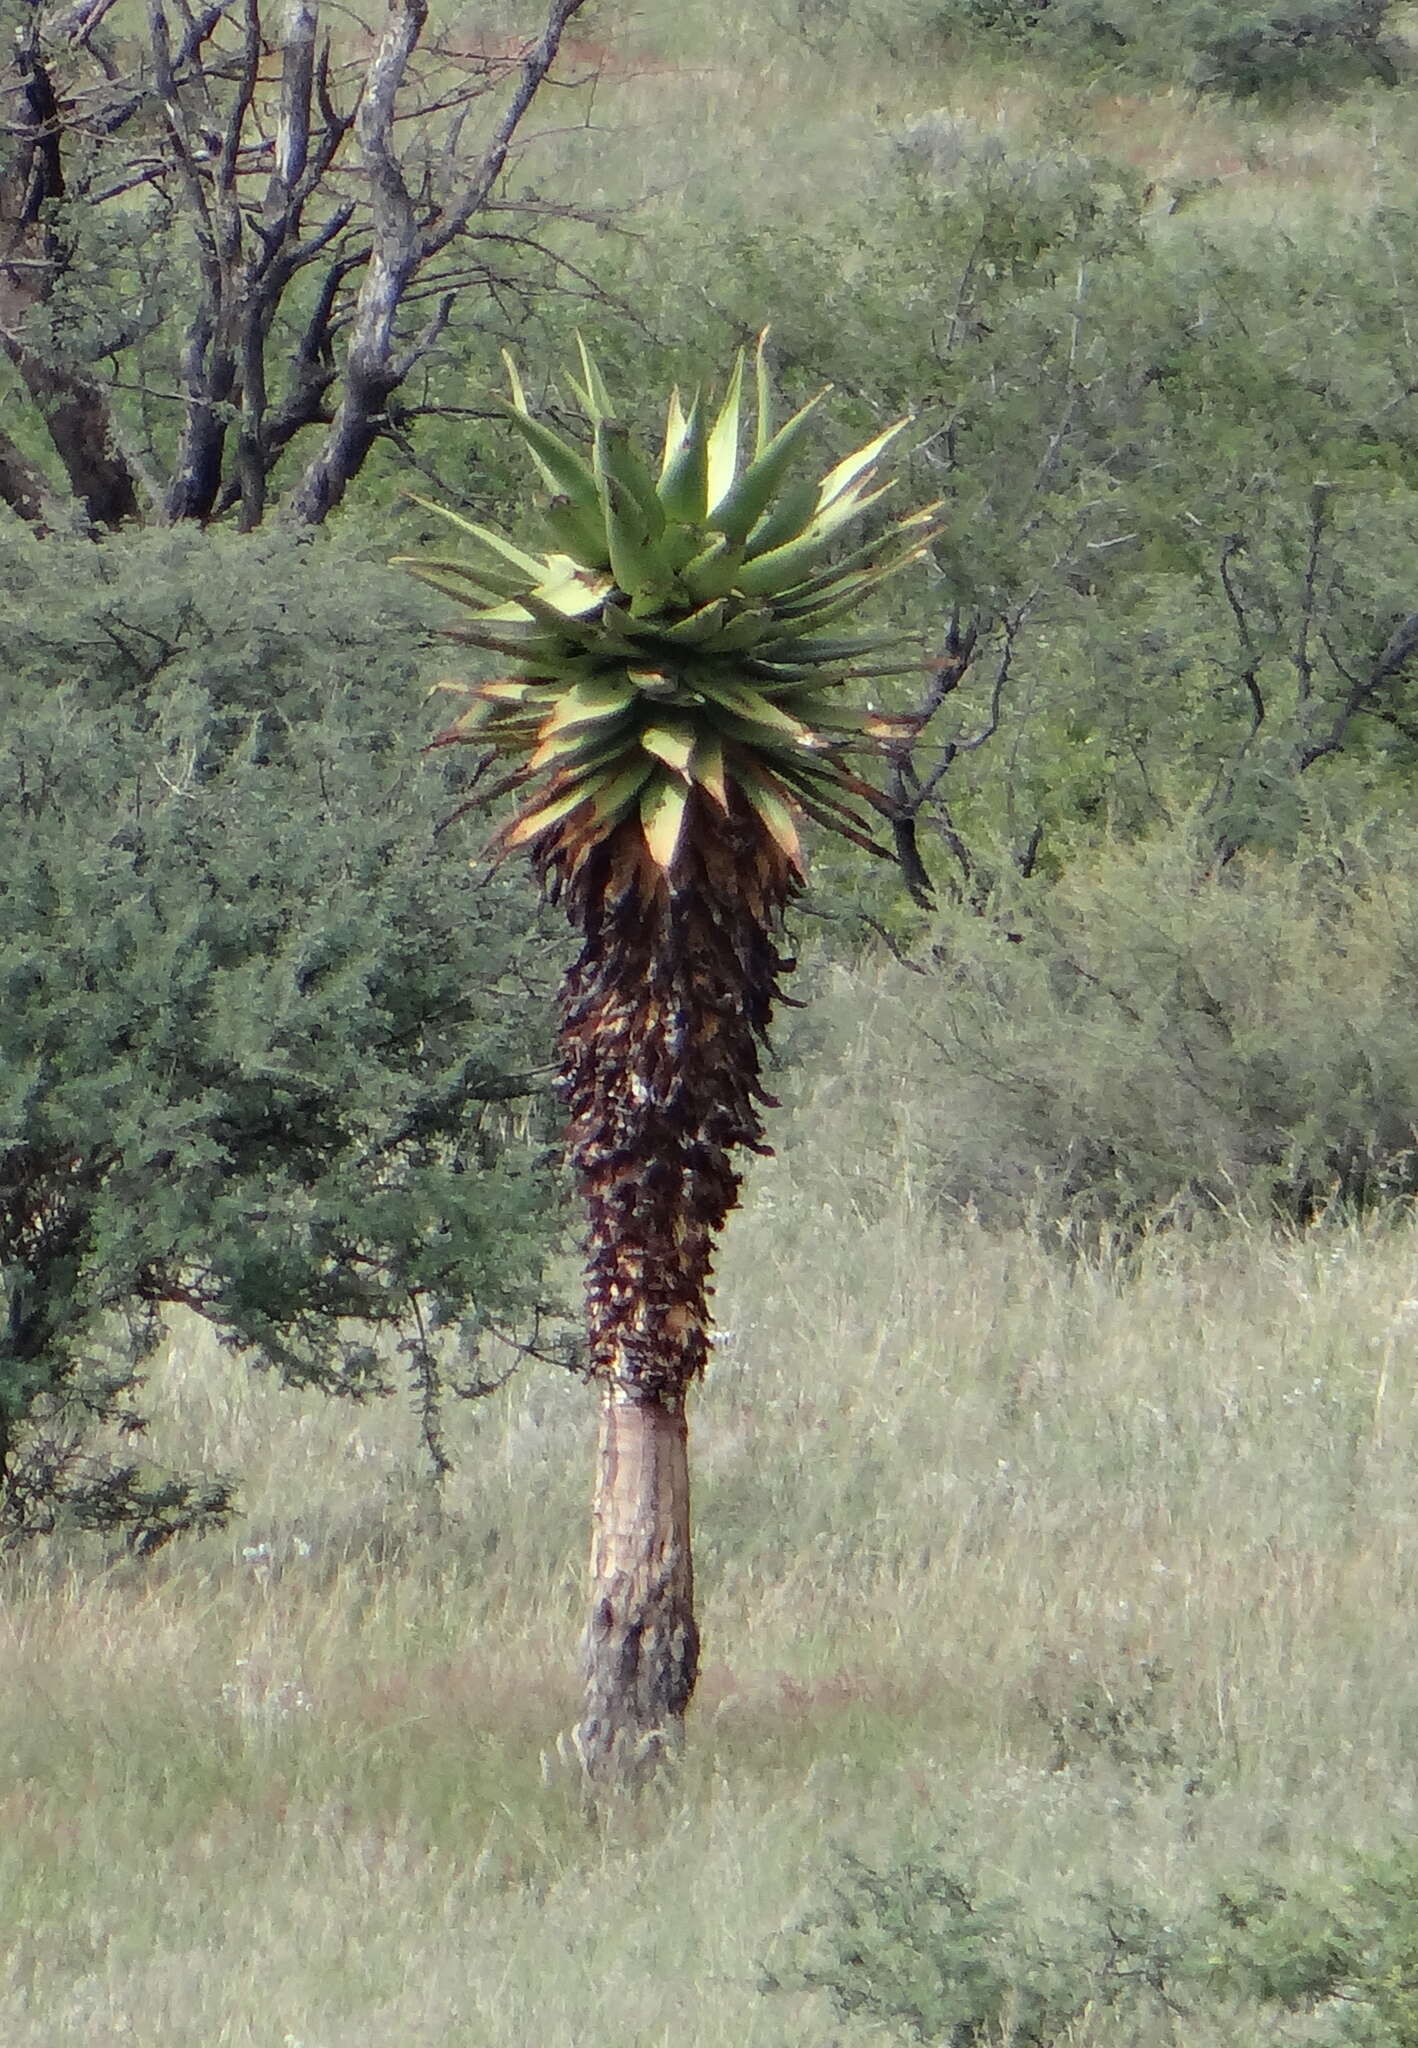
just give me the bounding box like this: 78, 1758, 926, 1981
11, 5, 1418, 2043
9, 951, 1418, 2044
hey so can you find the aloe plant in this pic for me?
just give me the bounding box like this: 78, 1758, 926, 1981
400, 337, 938, 1784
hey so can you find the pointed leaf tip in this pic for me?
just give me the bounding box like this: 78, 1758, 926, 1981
641, 773, 690, 872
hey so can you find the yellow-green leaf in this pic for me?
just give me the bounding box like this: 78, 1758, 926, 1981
589, 756, 655, 825
640, 720, 697, 775
735, 761, 803, 869
531, 560, 615, 618
641, 772, 691, 871
696, 679, 817, 742
503, 776, 599, 847
816, 419, 908, 509
689, 732, 729, 810
403, 495, 549, 580
706, 350, 745, 517
545, 676, 636, 733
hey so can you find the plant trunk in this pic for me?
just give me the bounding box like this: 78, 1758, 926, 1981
576, 1380, 698, 1785
554, 813, 798, 1789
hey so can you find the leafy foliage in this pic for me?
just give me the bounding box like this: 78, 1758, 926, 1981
894, 0, 1408, 93
0, 524, 561, 1547
766, 1844, 1188, 2044
822, 821, 1418, 1239
664, 126, 1418, 893
771, 1835, 1418, 2045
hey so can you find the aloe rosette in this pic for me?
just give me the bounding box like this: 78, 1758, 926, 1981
400, 334, 939, 885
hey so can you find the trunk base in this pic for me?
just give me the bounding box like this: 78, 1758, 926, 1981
575, 1384, 698, 1789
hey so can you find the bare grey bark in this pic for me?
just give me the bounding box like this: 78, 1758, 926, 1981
0, 0, 599, 530
287, 0, 590, 525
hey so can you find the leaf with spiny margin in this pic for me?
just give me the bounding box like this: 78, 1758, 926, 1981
784, 780, 889, 857
698, 606, 777, 655
767, 507, 945, 617
588, 756, 655, 825
705, 349, 745, 517
542, 493, 613, 569
733, 758, 803, 868
500, 774, 604, 849
507, 589, 641, 655
707, 707, 823, 760
600, 471, 671, 609
658, 388, 708, 524
753, 630, 903, 665
499, 361, 601, 512
397, 561, 527, 609
655, 598, 732, 647
595, 418, 666, 535
530, 560, 615, 618
662, 385, 687, 465
641, 772, 690, 872
640, 721, 697, 775
816, 419, 908, 508
680, 535, 744, 605
572, 333, 615, 423
479, 678, 541, 704
402, 495, 549, 581
774, 554, 935, 641
743, 473, 820, 562
445, 621, 597, 663
693, 678, 819, 742
530, 724, 638, 775
707, 388, 830, 546
689, 732, 729, 810
544, 675, 636, 733
732, 485, 897, 597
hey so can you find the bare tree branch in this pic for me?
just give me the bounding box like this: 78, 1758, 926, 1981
0, 0, 606, 529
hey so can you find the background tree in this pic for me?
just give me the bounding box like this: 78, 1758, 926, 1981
0, 0, 596, 531
0, 523, 561, 1548
404, 338, 939, 1783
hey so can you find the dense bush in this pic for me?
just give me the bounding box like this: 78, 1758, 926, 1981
828, 823, 1418, 1240
768, 1836, 1418, 2044
905, 0, 1408, 93
0, 524, 562, 1548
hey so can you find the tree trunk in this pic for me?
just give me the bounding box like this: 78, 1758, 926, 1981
576, 1380, 698, 1785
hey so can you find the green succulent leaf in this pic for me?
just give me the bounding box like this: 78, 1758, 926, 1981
733, 756, 804, 868
545, 676, 637, 733
816, 419, 908, 508
752, 328, 775, 461
708, 389, 830, 546
658, 388, 709, 525
689, 731, 729, 810
640, 720, 698, 775
641, 771, 691, 871
705, 348, 746, 518
572, 333, 616, 423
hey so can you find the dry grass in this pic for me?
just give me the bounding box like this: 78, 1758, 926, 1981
10, 959, 1418, 2041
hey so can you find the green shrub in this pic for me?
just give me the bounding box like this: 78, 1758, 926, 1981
1213, 1847, 1418, 2044
768, 1837, 1418, 2044
766, 1845, 1193, 2044
899, 0, 1408, 94
0, 525, 562, 1549
839, 823, 1418, 1239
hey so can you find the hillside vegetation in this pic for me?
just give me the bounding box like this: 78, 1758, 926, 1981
10, 0, 1418, 2040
